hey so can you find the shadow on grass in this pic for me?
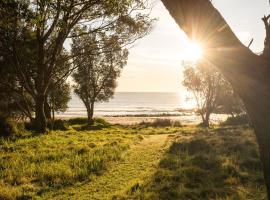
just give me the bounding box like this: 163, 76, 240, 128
123, 127, 266, 200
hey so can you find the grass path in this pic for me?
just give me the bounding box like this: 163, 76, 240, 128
40, 134, 173, 200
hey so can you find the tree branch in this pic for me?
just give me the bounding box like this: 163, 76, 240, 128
161, 0, 268, 97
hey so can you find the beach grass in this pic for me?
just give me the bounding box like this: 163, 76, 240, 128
0, 119, 266, 199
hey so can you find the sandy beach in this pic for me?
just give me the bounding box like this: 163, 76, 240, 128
99, 114, 228, 125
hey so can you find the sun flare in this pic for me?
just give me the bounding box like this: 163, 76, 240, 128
184, 41, 203, 62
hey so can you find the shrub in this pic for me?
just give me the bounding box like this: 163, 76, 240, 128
68, 117, 88, 125
139, 119, 182, 128
68, 117, 111, 127
0, 117, 18, 137
47, 119, 68, 130
77, 119, 111, 131
94, 118, 111, 127
221, 114, 250, 126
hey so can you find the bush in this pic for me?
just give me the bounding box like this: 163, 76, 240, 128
139, 119, 182, 127
221, 114, 250, 126
24, 121, 32, 131
68, 117, 111, 127
74, 118, 111, 131
94, 118, 111, 127
68, 117, 88, 125
0, 117, 17, 137
25, 119, 68, 131
47, 119, 68, 130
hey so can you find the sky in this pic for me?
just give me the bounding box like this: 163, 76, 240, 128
116, 0, 270, 92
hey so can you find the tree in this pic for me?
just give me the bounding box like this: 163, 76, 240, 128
183, 61, 244, 127
161, 0, 270, 197
72, 33, 128, 125
183, 62, 222, 127
215, 80, 246, 118
0, 1, 35, 121
1, 0, 153, 132
46, 82, 71, 121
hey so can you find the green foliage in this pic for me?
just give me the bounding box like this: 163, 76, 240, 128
75, 118, 111, 131
0, 0, 153, 132
68, 117, 111, 127
0, 1, 35, 120
94, 118, 111, 127
221, 114, 250, 126
68, 117, 89, 125
47, 120, 69, 131
182, 61, 245, 127
47, 81, 72, 116
72, 31, 129, 123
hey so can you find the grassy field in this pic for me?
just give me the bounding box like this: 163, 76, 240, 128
0, 119, 267, 199
119, 126, 266, 200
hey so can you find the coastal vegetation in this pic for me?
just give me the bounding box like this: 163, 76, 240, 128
1, 0, 270, 199
183, 61, 245, 127
0, 0, 153, 132
0, 119, 265, 199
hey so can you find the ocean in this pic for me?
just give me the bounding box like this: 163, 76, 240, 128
58, 92, 192, 117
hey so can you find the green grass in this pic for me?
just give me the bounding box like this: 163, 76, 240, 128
0, 120, 267, 200
0, 127, 141, 199
120, 126, 266, 200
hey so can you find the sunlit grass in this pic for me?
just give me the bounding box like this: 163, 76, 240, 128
0, 128, 140, 199
121, 126, 266, 200
0, 121, 266, 199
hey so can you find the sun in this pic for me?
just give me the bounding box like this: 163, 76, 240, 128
184, 41, 203, 62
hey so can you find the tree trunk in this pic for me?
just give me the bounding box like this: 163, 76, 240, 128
52, 107, 55, 122
203, 111, 210, 127
34, 94, 47, 133
44, 98, 51, 120
86, 102, 95, 126
243, 96, 270, 199
161, 0, 270, 198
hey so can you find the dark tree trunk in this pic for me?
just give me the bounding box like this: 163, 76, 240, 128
52, 108, 55, 122
34, 95, 47, 133
44, 98, 51, 120
161, 0, 270, 198
243, 94, 270, 199
86, 102, 95, 126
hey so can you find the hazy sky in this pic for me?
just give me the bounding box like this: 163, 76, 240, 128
116, 0, 269, 92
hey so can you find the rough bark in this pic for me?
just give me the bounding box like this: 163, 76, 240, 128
44, 99, 52, 120
161, 0, 270, 198
34, 95, 47, 133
